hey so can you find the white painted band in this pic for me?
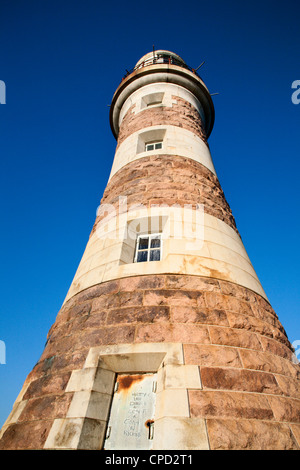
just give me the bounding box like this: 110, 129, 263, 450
63, 207, 266, 304
109, 125, 216, 180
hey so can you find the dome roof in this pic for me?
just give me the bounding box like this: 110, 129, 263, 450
135, 50, 186, 68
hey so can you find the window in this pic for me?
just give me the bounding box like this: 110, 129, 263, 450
134, 234, 162, 263
147, 100, 162, 107
137, 129, 166, 154
145, 141, 162, 152
141, 92, 164, 109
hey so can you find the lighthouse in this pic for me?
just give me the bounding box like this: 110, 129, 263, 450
1, 50, 299, 450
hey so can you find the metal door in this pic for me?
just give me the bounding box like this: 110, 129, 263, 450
104, 373, 157, 450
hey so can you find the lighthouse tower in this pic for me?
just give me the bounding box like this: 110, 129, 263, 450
1, 50, 299, 450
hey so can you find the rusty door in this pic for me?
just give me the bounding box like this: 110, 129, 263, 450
104, 373, 157, 450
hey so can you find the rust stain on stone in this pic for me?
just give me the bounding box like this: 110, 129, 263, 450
145, 419, 154, 429
117, 374, 144, 392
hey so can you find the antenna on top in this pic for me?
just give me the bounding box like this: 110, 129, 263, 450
195, 61, 205, 71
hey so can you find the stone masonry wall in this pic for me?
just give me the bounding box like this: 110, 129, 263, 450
1, 274, 299, 449
1, 80, 299, 451
91, 154, 238, 237
116, 96, 207, 149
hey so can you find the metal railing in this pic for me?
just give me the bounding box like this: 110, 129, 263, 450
122, 54, 201, 81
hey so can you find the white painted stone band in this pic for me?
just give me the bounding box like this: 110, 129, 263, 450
63, 207, 266, 304
109, 124, 216, 180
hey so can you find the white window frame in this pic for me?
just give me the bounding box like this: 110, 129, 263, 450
137, 129, 166, 154
134, 233, 162, 263
145, 141, 163, 152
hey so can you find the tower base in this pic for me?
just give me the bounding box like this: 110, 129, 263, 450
1, 274, 299, 450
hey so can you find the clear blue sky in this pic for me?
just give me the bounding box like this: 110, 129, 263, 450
0, 0, 299, 427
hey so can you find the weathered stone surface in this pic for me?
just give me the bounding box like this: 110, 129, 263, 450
1, 274, 299, 450
119, 275, 165, 291
275, 374, 300, 400
117, 96, 207, 149
27, 353, 86, 388
206, 419, 299, 450
74, 325, 136, 348
136, 323, 210, 344
154, 417, 209, 450
33, 352, 86, 378
24, 372, 72, 399
290, 424, 300, 447
106, 305, 170, 324
226, 310, 287, 344
260, 335, 293, 360
189, 390, 274, 420
91, 155, 239, 236
218, 280, 257, 302
267, 396, 300, 423
0, 420, 53, 450
239, 349, 299, 379
250, 302, 284, 332
91, 291, 144, 312
200, 367, 282, 395
184, 344, 242, 368
172, 307, 228, 325
143, 289, 202, 307
19, 394, 73, 422
165, 275, 219, 291
209, 325, 262, 350
204, 292, 253, 316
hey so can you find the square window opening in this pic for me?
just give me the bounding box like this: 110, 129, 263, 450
145, 141, 163, 152
134, 233, 162, 263
137, 129, 166, 154
141, 92, 164, 110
